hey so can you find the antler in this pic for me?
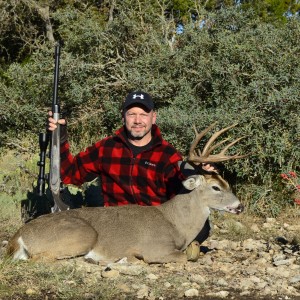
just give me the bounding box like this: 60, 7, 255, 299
188, 122, 248, 164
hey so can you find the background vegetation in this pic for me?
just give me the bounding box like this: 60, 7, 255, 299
0, 0, 299, 217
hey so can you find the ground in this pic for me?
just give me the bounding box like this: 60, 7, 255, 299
0, 151, 299, 299
1, 205, 300, 300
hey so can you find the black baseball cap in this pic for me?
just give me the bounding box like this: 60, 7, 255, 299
123, 91, 154, 111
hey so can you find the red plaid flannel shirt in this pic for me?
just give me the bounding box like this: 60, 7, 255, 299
60, 124, 184, 206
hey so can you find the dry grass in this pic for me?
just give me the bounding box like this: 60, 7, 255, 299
210, 207, 300, 243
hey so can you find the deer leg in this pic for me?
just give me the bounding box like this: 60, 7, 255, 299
144, 250, 187, 264
194, 218, 212, 244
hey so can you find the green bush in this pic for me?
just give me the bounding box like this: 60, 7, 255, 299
0, 4, 299, 216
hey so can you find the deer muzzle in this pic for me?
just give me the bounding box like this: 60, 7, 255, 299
227, 203, 244, 214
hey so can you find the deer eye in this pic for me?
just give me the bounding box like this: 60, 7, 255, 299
212, 186, 221, 191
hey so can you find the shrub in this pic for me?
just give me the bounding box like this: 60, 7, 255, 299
0, 5, 299, 216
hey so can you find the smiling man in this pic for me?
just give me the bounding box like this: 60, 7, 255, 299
49, 91, 185, 206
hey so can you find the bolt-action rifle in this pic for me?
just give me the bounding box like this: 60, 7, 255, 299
36, 43, 69, 212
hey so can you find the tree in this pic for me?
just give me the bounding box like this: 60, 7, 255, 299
240, 0, 300, 23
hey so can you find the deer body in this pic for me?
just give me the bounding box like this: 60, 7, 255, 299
7, 174, 243, 264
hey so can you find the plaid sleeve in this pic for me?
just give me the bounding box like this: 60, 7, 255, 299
164, 152, 186, 199
60, 141, 102, 186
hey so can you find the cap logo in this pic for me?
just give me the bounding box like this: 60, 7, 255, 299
132, 94, 144, 100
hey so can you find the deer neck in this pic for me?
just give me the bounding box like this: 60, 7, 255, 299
158, 191, 210, 247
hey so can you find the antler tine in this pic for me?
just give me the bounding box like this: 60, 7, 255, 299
189, 122, 218, 159
188, 122, 248, 164
192, 125, 204, 157
201, 123, 238, 156
204, 137, 231, 156
219, 136, 245, 155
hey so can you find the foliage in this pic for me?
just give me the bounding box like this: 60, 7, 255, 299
0, 2, 299, 216
281, 171, 300, 205
240, 0, 300, 23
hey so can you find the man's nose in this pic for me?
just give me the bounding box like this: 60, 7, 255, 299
133, 115, 142, 123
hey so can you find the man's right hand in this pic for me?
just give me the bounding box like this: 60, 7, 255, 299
48, 111, 68, 143
48, 111, 66, 131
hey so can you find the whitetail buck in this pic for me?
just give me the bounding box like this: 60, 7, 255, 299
7, 123, 246, 264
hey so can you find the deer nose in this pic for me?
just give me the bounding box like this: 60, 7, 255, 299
236, 204, 244, 214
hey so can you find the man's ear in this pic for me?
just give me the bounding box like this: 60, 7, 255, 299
152, 111, 157, 124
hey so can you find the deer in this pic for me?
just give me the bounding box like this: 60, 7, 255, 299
6, 123, 246, 264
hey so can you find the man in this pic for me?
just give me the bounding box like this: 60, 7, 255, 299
48, 91, 214, 258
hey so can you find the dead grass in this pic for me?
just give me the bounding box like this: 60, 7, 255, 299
210, 208, 300, 243
0, 194, 23, 240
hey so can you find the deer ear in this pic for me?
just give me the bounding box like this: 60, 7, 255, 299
182, 175, 206, 190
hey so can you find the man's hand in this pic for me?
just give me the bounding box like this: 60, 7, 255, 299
48, 111, 68, 143
202, 163, 218, 173
48, 111, 66, 131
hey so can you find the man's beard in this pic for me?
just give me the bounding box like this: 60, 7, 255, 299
127, 127, 151, 140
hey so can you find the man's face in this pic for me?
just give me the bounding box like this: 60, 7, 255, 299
124, 105, 156, 140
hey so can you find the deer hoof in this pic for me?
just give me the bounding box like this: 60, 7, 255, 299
185, 241, 200, 262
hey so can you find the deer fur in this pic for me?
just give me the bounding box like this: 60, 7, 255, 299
7, 174, 243, 264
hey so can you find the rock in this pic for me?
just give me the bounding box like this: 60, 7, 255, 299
240, 291, 251, 296
216, 240, 230, 250
273, 259, 294, 266
117, 283, 131, 293
266, 217, 276, 223
243, 266, 257, 275
290, 274, 300, 283
216, 278, 228, 286
249, 275, 261, 283
251, 224, 260, 232
189, 274, 206, 284
242, 239, 267, 251
181, 282, 191, 287
147, 273, 158, 280
1, 240, 8, 247
101, 269, 120, 278
239, 278, 255, 290
207, 291, 229, 298
108, 264, 145, 276
262, 223, 273, 229
136, 285, 149, 299
256, 281, 268, 289
280, 285, 300, 295
25, 288, 36, 295
286, 225, 300, 231
273, 253, 287, 261
198, 254, 213, 265
184, 288, 199, 297
262, 287, 278, 296
208, 240, 219, 249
